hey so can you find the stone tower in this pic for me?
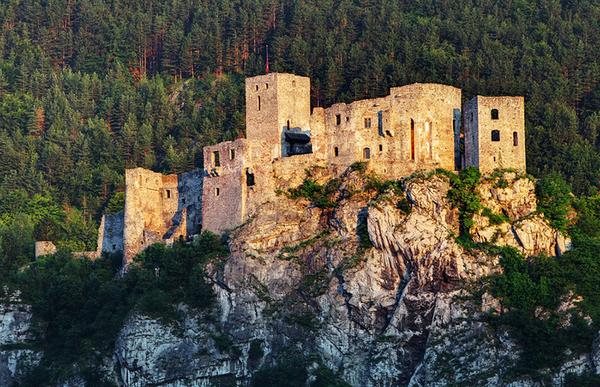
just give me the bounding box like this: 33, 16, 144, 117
245, 73, 311, 159
463, 96, 526, 174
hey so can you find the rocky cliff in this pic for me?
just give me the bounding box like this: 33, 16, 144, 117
1, 170, 598, 386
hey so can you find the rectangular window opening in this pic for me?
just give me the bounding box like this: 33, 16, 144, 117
215, 187, 220, 196
336, 114, 341, 125
513, 131, 518, 146
166, 189, 171, 199
334, 147, 339, 157
364, 117, 371, 128
213, 151, 221, 166
229, 148, 235, 160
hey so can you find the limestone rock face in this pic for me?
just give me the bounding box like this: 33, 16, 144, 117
472, 172, 572, 256
0, 297, 42, 386
1, 172, 594, 386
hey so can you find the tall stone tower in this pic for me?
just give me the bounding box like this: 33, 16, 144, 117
245, 73, 311, 159
463, 96, 526, 174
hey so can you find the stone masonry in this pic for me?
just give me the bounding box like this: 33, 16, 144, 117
35, 72, 527, 264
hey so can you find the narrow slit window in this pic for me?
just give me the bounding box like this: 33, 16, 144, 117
287, 120, 290, 130
215, 187, 220, 196
491, 130, 500, 142
513, 131, 518, 146
257, 96, 261, 111
364, 117, 371, 128
255, 85, 259, 91
246, 169, 255, 186
213, 151, 221, 166
334, 147, 339, 157
336, 114, 341, 125
491, 109, 499, 120
410, 119, 415, 161
229, 148, 235, 160
379, 144, 383, 152
363, 147, 371, 159
166, 189, 171, 199
265, 83, 269, 89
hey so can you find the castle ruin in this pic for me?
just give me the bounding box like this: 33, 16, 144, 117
35, 73, 526, 264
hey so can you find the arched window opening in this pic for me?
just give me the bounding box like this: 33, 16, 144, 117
491, 130, 500, 142
363, 147, 371, 159
334, 147, 339, 157
513, 131, 518, 146
410, 119, 415, 161
491, 109, 499, 120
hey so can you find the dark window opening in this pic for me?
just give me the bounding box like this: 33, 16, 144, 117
410, 119, 415, 161
334, 147, 339, 157
364, 117, 371, 128
491, 130, 500, 142
265, 83, 269, 89
336, 114, 341, 125
112, 244, 116, 250
513, 131, 518, 146
255, 85, 259, 91
215, 187, 220, 196
379, 144, 383, 152
287, 120, 290, 130
378, 111, 384, 136
363, 147, 371, 159
166, 189, 171, 199
491, 109, 499, 120
246, 169, 255, 186
346, 116, 350, 122
284, 131, 312, 156
229, 149, 235, 160
182, 198, 186, 204
385, 130, 392, 137
257, 96, 261, 111
213, 151, 221, 166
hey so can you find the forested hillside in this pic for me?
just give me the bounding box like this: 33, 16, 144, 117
0, 0, 599, 253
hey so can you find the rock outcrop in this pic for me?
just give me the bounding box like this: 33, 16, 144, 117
1, 171, 596, 386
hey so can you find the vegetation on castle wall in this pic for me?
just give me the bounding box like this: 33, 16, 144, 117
2, 231, 228, 386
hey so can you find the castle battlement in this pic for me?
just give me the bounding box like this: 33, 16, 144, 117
64, 72, 526, 265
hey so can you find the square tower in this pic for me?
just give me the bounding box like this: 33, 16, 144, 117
463, 96, 525, 174
245, 73, 311, 159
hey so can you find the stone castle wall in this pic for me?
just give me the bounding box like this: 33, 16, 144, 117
464, 96, 525, 173
34, 72, 526, 263
122, 168, 202, 263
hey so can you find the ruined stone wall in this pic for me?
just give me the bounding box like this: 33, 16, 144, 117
201, 139, 248, 234
97, 211, 124, 255
34, 241, 56, 258
318, 83, 461, 179
245, 73, 311, 160
123, 168, 202, 264
464, 96, 525, 174
463, 97, 480, 169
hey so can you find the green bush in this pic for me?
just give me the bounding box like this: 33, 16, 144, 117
447, 167, 481, 236
11, 231, 228, 384
288, 178, 339, 209
481, 207, 509, 225
536, 172, 572, 232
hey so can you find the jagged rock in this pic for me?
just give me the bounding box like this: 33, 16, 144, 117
0, 301, 42, 386
472, 174, 571, 257
114, 310, 242, 386
2, 173, 591, 386
477, 172, 537, 220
